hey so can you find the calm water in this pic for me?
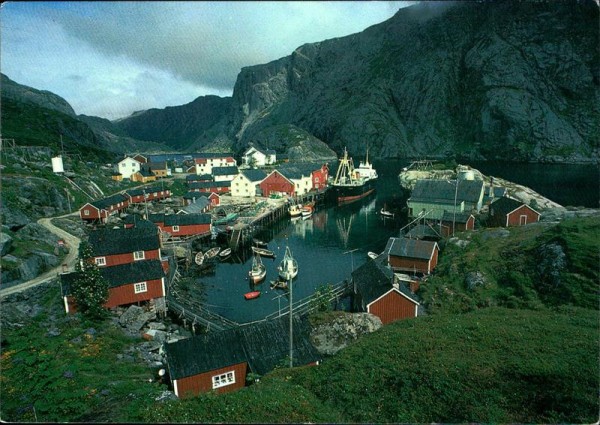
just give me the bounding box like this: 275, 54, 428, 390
187, 160, 598, 323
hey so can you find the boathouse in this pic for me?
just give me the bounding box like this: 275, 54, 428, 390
164, 315, 320, 398
60, 259, 166, 313
231, 169, 267, 197
259, 170, 296, 197
351, 258, 420, 324
488, 196, 541, 227
384, 237, 439, 275
159, 213, 212, 237
439, 211, 475, 237
79, 193, 129, 223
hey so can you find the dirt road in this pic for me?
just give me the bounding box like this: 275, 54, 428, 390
0, 213, 81, 298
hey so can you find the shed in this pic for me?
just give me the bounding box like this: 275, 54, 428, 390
488, 196, 541, 227
385, 237, 439, 275
439, 211, 475, 236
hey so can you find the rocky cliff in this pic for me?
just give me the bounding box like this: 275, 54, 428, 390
227, 0, 599, 162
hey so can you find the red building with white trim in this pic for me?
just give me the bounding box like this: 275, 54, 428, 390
79, 194, 129, 223
385, 237, 439, 275
259, 170, 296, 197
488, 196, 541, 227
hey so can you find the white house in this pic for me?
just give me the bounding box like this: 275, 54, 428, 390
117, 156, 142, 179
279, 166, 312, 196
242, 146, 276, 167
195, 154, 236, 175
212, 166, 239, 182
231, 169, 267, 198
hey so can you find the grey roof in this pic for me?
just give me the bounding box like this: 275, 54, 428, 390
186, 174, 213, 182
188, 181, 231, 189
404, 224, 442, 240
89, 226, 160, 256
265, 149, 276, 155
440, 211, 474, 224
489, 196, 539, 217
164, 213, 211, 226
410, 179, 484, 205
165, 315, 320, 380
147, 213, 166, 224
125, 186, 165, 197
385, 237, 438, 260
352, 257, 419, 306
100, 259, 164, 288
242, 169, 267, 182
212, 166, 239, 176
121, 215, 157, 229
90, 193, 129, 210
60, 259, 164, 291
180, 198, 210, 213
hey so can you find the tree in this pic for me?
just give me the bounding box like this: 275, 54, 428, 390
71, 241, 109, 320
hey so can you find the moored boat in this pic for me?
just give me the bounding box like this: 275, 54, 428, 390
380, 204, 394, 218
331, 147, 378, 204
301, 201, 315, 219
219, 248, 232, 259
278, 246, 298, 281
248, 254, 266, 284
289, 203, 302, 218
244, 291, 261, 300
204, 247, 221, 259
194, 251, 204, 265
367, 251, 379, 260
251, 246, 276, 258
252, 238, 268, 248
270, 279, 288, 290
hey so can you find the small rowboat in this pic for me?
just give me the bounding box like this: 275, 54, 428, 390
367, 251, 379, 260
219, 248, 232, 259
251, 246, 276, 258
244, 291, 261, 300
270, 280, 288, 290
252, 238, 268, 248
204, 247, 221, 259
380, 205, 394, 218
194, 251, 204, 265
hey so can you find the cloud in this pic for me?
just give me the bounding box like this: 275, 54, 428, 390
1, 1, 415, 119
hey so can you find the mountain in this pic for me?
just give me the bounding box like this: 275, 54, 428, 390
116, 0, 599, 162
0, 74, 166, 156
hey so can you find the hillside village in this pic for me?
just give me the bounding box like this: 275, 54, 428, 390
3, 141, 587, 400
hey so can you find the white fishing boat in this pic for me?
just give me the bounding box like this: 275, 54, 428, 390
204, 247, 221, 259
248, 254, 266, 284
252, 246, 276, 258
219, 248, 232, 259
278, 246, 298, 281
289, 203, 302, 218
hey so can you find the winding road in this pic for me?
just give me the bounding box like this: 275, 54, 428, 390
0, 212, 81, 298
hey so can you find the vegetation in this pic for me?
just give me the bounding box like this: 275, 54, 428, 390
71, 242, 110, 320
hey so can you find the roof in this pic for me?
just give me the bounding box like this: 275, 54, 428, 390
142, 162, 167, 170
241, 169, 268, 182
186, 174, 213, 182
352, 257, 419, 306
90, 193, 129, 210
125, 186, 165, 197
99, 259, 165, 288
385, 237, 438, 260
410, 179, 484, 205
212, 166, 239, 176
137, 169, 155, 177
147, 213, 166, 224
440, 211, 474, 224
404, 224, 442, 239
60, 259, 164, 292
265, 149, 276, 155
179, 197, 210, 213
164, 213, 211, 226
490, 196, 540, 217
121, 216, 157, 229
188, 181, 231, 189
165, 315, 320, 380
89, 226, 160, 256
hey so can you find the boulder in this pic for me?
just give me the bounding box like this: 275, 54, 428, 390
310, 312, 382, 356
0, 233, 13, 256
465, 271, 487, 290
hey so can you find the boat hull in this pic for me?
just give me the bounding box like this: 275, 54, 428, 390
331, 178, 377, 204
244, 291, 261, 300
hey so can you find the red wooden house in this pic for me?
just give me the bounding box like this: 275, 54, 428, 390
385, 237, 439, 275
164, 316, 320, 398
188, 181, 231, 194
311, 164, 329, 191
351, 258, 420, 324
439, 211, 475, 237
88, 226, 167, 272
125, 186, 172, 204
60, 259, 166, 312
79, 193, 129, 223
259, 170, 296, 197
156, 213, 212, 238
488, 196, 541, 227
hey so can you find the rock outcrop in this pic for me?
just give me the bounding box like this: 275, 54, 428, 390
310, 312, 382, 356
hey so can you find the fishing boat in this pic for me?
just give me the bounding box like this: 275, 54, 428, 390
331, 147, 378, 204
244, 291, 261, 300
248, 254, 266, 284
270, 279, 288, 290
219, 248, 232, 259
194, 251, 204, 265
278, 246, 298, 281
289, 203, 302, 218
204, 247, 221, 260
301, 201, 315, 219
251, 246, 276, 258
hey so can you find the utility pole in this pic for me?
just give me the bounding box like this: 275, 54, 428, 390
453, 179, 459, 237
288, 274, 293, 368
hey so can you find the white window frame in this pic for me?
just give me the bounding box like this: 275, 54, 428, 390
134, 282, 147, 294
172, 225, 180, 232
212, 371, 236, 389
84, 210, 90, 216
133, 250, 145, 261
95, 257, 106, 266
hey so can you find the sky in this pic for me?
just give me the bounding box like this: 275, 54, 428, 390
1, 1, 416, 120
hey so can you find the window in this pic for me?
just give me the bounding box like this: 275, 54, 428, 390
84, 210, 90, 216
172, 225, 180, 232
133, 250, 145, 261
134, 282, 147, 294
212, 371, 236, 389
95, 257, 106, 266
